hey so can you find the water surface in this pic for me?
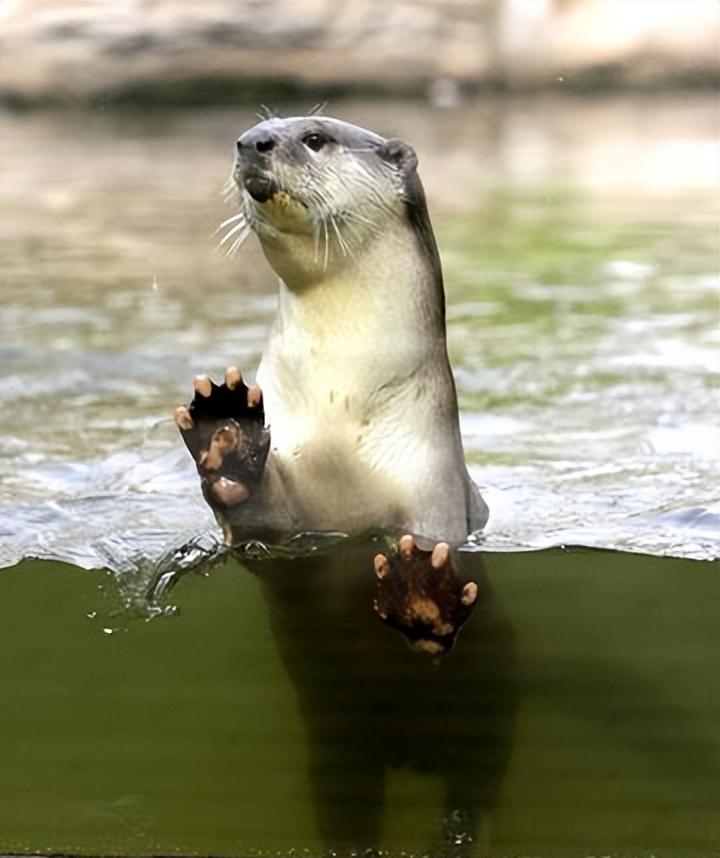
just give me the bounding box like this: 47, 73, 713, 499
1, 96, 718, 569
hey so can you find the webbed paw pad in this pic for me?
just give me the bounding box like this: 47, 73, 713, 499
174, 367, 270, 511
373, 535, 478, 655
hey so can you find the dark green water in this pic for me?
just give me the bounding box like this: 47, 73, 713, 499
1, 544, 717, 857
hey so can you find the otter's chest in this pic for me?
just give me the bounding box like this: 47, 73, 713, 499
258, 362, 423, 530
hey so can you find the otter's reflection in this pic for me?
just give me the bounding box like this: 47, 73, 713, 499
244, 536, 517, 853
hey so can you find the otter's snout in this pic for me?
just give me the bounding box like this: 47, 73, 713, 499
235, 128, 283, 202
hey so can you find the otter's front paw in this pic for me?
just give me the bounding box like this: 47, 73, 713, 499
174, 367, 270, 513
373, 535, 478, 655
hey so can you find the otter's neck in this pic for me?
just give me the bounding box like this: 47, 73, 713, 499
270, 220, 446, 356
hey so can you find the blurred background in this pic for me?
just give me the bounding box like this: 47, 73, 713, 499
0, 0, 718, 104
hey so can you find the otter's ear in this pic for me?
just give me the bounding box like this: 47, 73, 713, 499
379, 139, 418, 175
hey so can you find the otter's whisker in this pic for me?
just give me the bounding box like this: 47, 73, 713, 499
225, 226, 250, 258
307, 101, 328, 116
321, 216, 330, 271
354, 161, 397, 215
309, 193, 334, 270
219, 218, 249, 248
312, 216, 322, 265
221, 174, 239, 201
342, 208, 383, 238
303, 186, 328, 265
304, 177, 365, 259
342, 208, 373, 227
329, 211, 353, 259
214, 212, 246, 236
257, 104, 277, 121
337, 215, 364, 245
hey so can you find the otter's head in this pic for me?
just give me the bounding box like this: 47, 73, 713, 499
226, 115, 437, 285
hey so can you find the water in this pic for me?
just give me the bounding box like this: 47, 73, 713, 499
0, 96, 718, 855
1, 97, 717, 569
1, 545, 717, 856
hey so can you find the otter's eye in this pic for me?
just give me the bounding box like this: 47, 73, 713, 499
302, 133, 331, 152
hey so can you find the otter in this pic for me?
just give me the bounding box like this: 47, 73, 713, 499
174, 114, 489, 655
169, 115, 515, 853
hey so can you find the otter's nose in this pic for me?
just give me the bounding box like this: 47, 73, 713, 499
236, 134, 277, 156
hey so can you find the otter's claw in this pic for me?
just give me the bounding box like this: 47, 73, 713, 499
193, 375, 212, 398
431, 541, 449, 569
224, 366, 242, 390
373, 535, 479, 655
398, 534, 415, 558
173, 405, 193, 431
175, 366, 270, 513
247, 383, 262, 408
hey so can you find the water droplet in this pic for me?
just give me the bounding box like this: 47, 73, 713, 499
102, 627, 113, 635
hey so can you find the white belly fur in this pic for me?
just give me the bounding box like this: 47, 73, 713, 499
254, 233, 478, 544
